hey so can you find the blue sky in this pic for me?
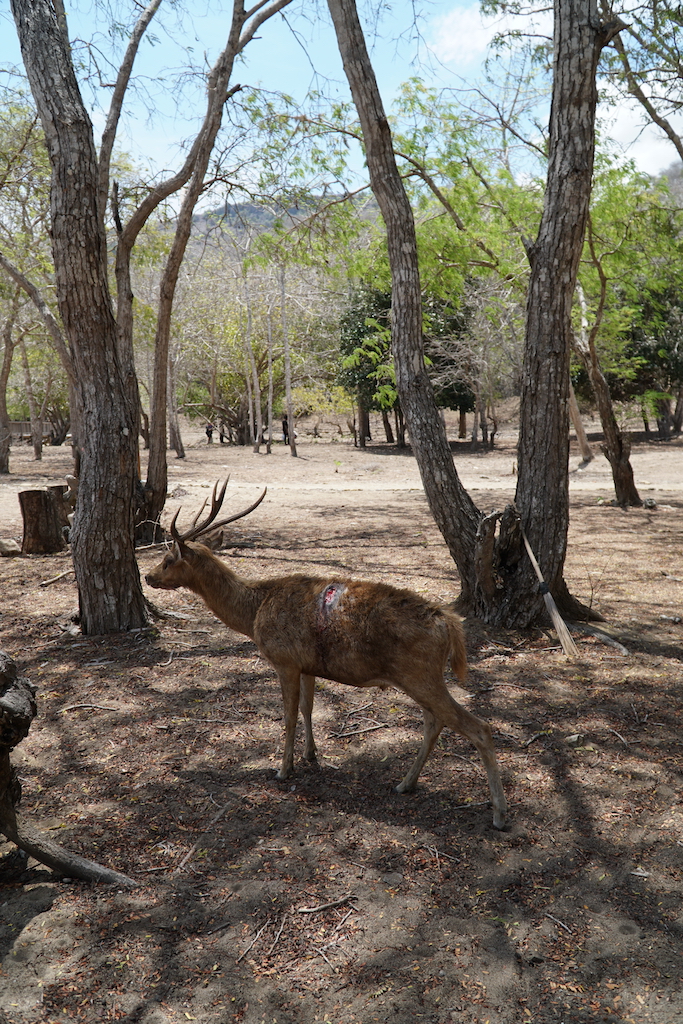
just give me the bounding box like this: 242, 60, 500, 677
0, 0, 680, 179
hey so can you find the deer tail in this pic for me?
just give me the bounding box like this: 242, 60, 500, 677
444, 608, 468, 682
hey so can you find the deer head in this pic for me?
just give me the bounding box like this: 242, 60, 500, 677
145, 479, 266, 591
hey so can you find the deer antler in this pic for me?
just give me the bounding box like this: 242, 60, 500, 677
170, 479, 267, 546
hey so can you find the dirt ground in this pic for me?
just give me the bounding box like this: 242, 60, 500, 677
0, 414, 682, 1024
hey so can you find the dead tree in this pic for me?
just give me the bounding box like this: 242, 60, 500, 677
0, 651, 137, 886
145, 482, 507, 830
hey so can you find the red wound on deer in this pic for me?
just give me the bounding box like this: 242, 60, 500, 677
145, 479, 507, 830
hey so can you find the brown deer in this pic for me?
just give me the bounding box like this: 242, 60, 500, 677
145, 481, 507, 829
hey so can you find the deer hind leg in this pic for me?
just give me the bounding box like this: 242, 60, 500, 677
299, 673, 317, 762
396, 709, 443, 794
439, 694, 507, 830
276, 667, 301, 780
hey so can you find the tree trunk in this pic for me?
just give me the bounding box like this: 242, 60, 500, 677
381, 409, 395, 443
167, 358, 185, 459
395, 406, 406, 448
19, 335, 45, 461
568, 380, 593, 463
266, 312, 275, 453
243, 272, 263, 454
573, 296, 641, 505
137, 1, 293, 532
458, 408, 467, 439
279, 266, 297, 458
328, 0, 486, 611
655, 396, 673, 439
673, 387, 683, 433
574, 340, 641, 504
328, 0, 611, 626
0, 294, 19, 475
11, 0, 147, 634
512, 0, 621, 622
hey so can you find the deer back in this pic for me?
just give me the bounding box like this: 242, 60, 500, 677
252, 576, 465, 686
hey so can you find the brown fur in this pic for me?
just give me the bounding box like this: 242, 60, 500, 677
146, 540, 507, 829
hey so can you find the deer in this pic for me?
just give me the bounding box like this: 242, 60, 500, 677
144, 480, 507, 830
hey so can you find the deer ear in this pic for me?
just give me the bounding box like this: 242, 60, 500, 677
162, 544, 183, 568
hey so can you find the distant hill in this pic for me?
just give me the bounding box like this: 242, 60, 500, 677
192, 194, 380, 237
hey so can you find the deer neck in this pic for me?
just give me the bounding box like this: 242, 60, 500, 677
188, 548, 263, 639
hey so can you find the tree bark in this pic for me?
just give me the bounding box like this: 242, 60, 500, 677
512, 0, 622, 622
11, 0, 147, 634
328, 0, 610, 625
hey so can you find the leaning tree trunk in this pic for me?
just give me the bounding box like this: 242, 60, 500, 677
11, 0, 147, 634
573, 334, 641, 505
328, 0, 612, 625
568, 380, 593, 463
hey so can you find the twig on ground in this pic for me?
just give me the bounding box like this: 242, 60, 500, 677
607, 727, 629, 746
313, 946, 336, 968
545, 912, 572, 934
172, 801, 232, 876
266, 915, 287, 955
297, 894, 358, 914
523, 731, 551, 747
333, 908, 357, 932
236, 918, 271, 963
570, 622, 629, 655
331, 722, 387, 738
204, 920, 233, 936
60, 703, 119, 713
39, 569, 75, 587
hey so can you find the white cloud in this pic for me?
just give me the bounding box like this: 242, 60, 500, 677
428, 2, 551, 71
600, 102, 683, 176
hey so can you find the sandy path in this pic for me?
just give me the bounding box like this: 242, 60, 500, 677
1, 426, 682, 541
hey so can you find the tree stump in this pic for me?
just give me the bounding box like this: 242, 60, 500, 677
19, 488, 68, 554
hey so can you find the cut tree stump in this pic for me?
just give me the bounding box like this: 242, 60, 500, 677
19, 487, 68, 554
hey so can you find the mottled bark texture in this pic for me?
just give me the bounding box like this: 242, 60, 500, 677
328, 0, 613, 626
514, 0, 623, 622
11, 0, 147, 633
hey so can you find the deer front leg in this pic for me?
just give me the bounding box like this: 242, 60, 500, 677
276, 668, 301, 780
396, 709, 443, 793
299, 673, 317, 762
